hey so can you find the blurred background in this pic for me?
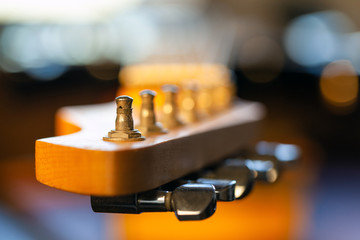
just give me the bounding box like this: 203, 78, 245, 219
0, 0, 360, 239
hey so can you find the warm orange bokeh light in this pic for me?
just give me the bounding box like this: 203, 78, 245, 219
320, 60, 358, 108
119, 63, 231, 88
117, 63, 234, 113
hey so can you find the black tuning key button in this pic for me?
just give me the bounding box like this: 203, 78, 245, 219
203, 159, 255, 200
91, 183, 217, 221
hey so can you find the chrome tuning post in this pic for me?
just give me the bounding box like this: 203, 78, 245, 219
91, 183, 217, 221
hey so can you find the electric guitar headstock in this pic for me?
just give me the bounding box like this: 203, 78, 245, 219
35, 63, 298, 221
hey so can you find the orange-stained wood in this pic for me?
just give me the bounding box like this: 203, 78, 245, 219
36, 100, 265, 196
55, 113, 81, 136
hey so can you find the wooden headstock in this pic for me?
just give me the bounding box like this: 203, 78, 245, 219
35, 64, 265, 196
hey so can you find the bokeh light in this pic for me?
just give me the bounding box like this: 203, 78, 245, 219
320, 60, 358, 110
343, 32, 360, 74
284, 11, 355, 70
0, 0, 141, 23
25, 64, 68, 81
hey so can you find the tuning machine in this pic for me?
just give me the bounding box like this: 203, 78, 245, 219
202, 159, 255, 200
91, 142, 300, 221
91, 183, 217, 221
176, 178, 237, 202
254, 141, 301, 167
244, 156, 279, 183
240, 141, 301, 183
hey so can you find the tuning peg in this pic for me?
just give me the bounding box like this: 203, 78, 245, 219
136, 90, 167, 135
255, 141, 301, 165
237, 141, 301, 182
171, 183, 217, 220
244, 156, 279, 183
178, 178, 236, 201
197, 178, 236, 201
203, 159, 255, 199
91, 183, 216, 221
